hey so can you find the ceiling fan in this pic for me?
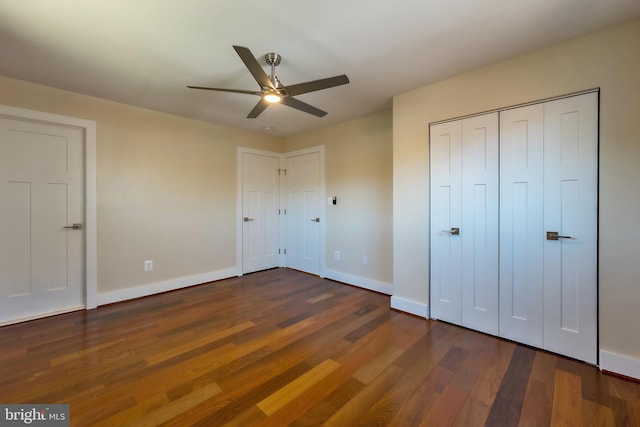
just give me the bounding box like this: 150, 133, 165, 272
187, 45, 349, 118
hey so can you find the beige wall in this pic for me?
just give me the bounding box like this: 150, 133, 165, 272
285, 110, 393, 286
0, 76, 280, 293
0, 75, 394, 298
393, 19, 640, 359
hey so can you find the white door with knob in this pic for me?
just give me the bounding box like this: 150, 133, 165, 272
284, 149, 322, 275
0, 116, 85, 324
500, 93, 597, 363
241, 152, 280, 274
430, 113, 498, 334
542, 92, 598, 363
430, 120, 463, 325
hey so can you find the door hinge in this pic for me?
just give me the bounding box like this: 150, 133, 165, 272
277, 168, 287, 176
279, 248, 287, 255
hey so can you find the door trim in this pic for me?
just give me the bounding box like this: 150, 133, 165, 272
0, 104, 97, 311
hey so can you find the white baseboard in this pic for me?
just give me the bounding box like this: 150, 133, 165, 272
599, 349, 640, 380
323, 269, 393, 295
96, 267, 238, 306
390, 295, 429, 318
0, 305, 85, 327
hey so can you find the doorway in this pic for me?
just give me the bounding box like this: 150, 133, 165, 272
238, 146, 324, 277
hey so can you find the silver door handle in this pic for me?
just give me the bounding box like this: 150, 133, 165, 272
63, 223, 83, 230
441, 227, 459, 235
243, 217, 254, 222
310, 218, 320, 222
547, 231, 574, 240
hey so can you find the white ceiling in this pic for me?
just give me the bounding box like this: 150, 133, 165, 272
1, 1, 639, 137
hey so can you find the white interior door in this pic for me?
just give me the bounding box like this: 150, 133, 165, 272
430, 120, 463, 325
499, 104, 545, 348
543, 93, 598, 364
461, 113, 499, 335
430, 113, 498, 334
242, 152, 280, 274
284, 151, 321, 275
431, 93, 597, 363
0, 117, 85, 324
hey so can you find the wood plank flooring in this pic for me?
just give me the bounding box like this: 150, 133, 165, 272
1, 268, 639, 426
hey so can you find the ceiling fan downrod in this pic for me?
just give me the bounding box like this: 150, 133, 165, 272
265, 52, 282, 88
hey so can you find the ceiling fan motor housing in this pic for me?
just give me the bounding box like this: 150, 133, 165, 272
264, 52, 281, 66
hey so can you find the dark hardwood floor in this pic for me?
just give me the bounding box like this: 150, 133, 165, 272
1, 268, 639, 426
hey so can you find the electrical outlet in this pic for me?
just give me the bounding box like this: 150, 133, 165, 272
334, 250, 340, 260
362, 255, 368, 265
144, 260, 153, 271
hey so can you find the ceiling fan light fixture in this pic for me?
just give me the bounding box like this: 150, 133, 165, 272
263, 92, 282, 103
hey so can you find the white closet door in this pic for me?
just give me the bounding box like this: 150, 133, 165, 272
430, 120, 462, 325
430, 113, 498, 333
461, 113, 499, 335
543, 93, 598, 364
499, 104, 545, 348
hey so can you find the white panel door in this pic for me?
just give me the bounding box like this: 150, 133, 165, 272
499, 104, 545, 348
461, 113, 499, 335
543, 93, 598, 364
242, 153, 280, 274
430, 120, 463, 325
430, 113, 498, 333
284, 151, 321, 275
0, 117, 84, 324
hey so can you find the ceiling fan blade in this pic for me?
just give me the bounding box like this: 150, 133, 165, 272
281, 96, 327, 117
283, 75, 349, 97
247, 98, 270, 118
233, 45, 274, 90
187, 85, 261, 96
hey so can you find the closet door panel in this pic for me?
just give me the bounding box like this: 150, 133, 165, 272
499, 104, 545, 348
543, 93, 598, 364
430, 120, 462, 324
461, 113, 499, 335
